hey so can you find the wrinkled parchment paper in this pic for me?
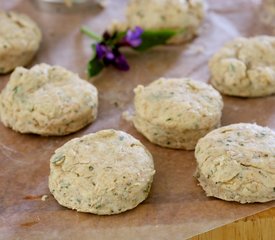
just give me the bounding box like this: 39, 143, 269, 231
0, 0, 274, 239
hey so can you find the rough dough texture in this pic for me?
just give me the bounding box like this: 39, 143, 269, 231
133, 78, 223, 150
109, 0, 205, 44
49, 129, 155, 215
0, 63, 98, 136
209, 36, 275, 97
0, 11, 42, 74
195, 123, 275, 203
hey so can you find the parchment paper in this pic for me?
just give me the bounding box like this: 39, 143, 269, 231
0, 0, 274, 239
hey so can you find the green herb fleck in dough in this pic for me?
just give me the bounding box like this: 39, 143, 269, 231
229, 63, 235, 72
13, 86, 19, 94
119, 135, 124, 141
137, 11, 144, 18
161, 15, 166, 21
89, 166, 94, 171
52, 155, 65, 165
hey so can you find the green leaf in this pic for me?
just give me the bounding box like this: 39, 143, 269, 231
105, 31, 126, 47
88, 57, 104, 77
134, 29, 179, 51
87, 44, 105, 77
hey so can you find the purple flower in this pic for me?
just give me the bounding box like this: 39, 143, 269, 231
125, 26, 144, 47
91, 26, 144, 73
95, 43, 129, 71
112, 50, 129, 71
95, 43, 115, 63
117, 26, 144, 48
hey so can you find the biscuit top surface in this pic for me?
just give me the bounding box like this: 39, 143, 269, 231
195, 123, 275, 182
134, 78, 223, 129
209, 36, 275, 97
210, 36, 275, 69
0, 11, 41, 51
0, 63, 97, 124
50, 129, 155, 180
126, 0, 205, 30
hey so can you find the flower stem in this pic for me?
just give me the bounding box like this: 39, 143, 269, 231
81, 26, 102, 42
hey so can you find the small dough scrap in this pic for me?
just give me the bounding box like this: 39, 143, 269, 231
0, 11, 42, 74
195, 123, 275, 203
49, 129, 155, 215
0, 63, 98, 136
209, 36, 275, 97
133, 78, 223, 150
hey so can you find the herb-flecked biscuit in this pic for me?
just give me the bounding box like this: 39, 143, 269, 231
133, 78, 223, 150
0, 63, 98, 135
195, 123, 275, 203
209, 36, 275, 97
126, 0, 205, 44
49, 129, 155, 215
109, 0, 205, 44
0, 11, 42, 74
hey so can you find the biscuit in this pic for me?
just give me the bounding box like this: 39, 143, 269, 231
49, 129, 155, 215
195, 123, 275, 203
209, 36, 275, 97
133, 78, 223, 150
0, 64, 98, 135
109, 0, 205, 44
0, 11, 42, 74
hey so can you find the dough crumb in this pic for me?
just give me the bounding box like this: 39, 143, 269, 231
41, 195, 49, 201
188, 45, 205, 55
122, 110, 134, 122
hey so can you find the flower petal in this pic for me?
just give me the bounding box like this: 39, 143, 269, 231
117, 26, 144, 48
106, 52, 115, 61
113, 53, 130, 71
128, 26, 143, 39
125, 26, 144, 47
95, 43, 107, 59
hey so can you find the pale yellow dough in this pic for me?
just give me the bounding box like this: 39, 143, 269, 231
49, 129, 155, 215
133, 78, 223, 150
209, 36, 275, 97
109, 0, 205, 44
0, 11, 42, 74
195, 123, 275, 203
0, 64, 98, 136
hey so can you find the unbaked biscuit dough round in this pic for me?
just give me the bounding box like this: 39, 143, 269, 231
195, 123, 275, 203
133, 78, 223, 150
0, 11, 42, 74
109, 0, 205, 44
49, 129, 155, 215
0, 63, 98, 136
209, 36, 275, 97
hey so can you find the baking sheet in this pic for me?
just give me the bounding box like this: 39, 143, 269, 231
0, 0, 274, 239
